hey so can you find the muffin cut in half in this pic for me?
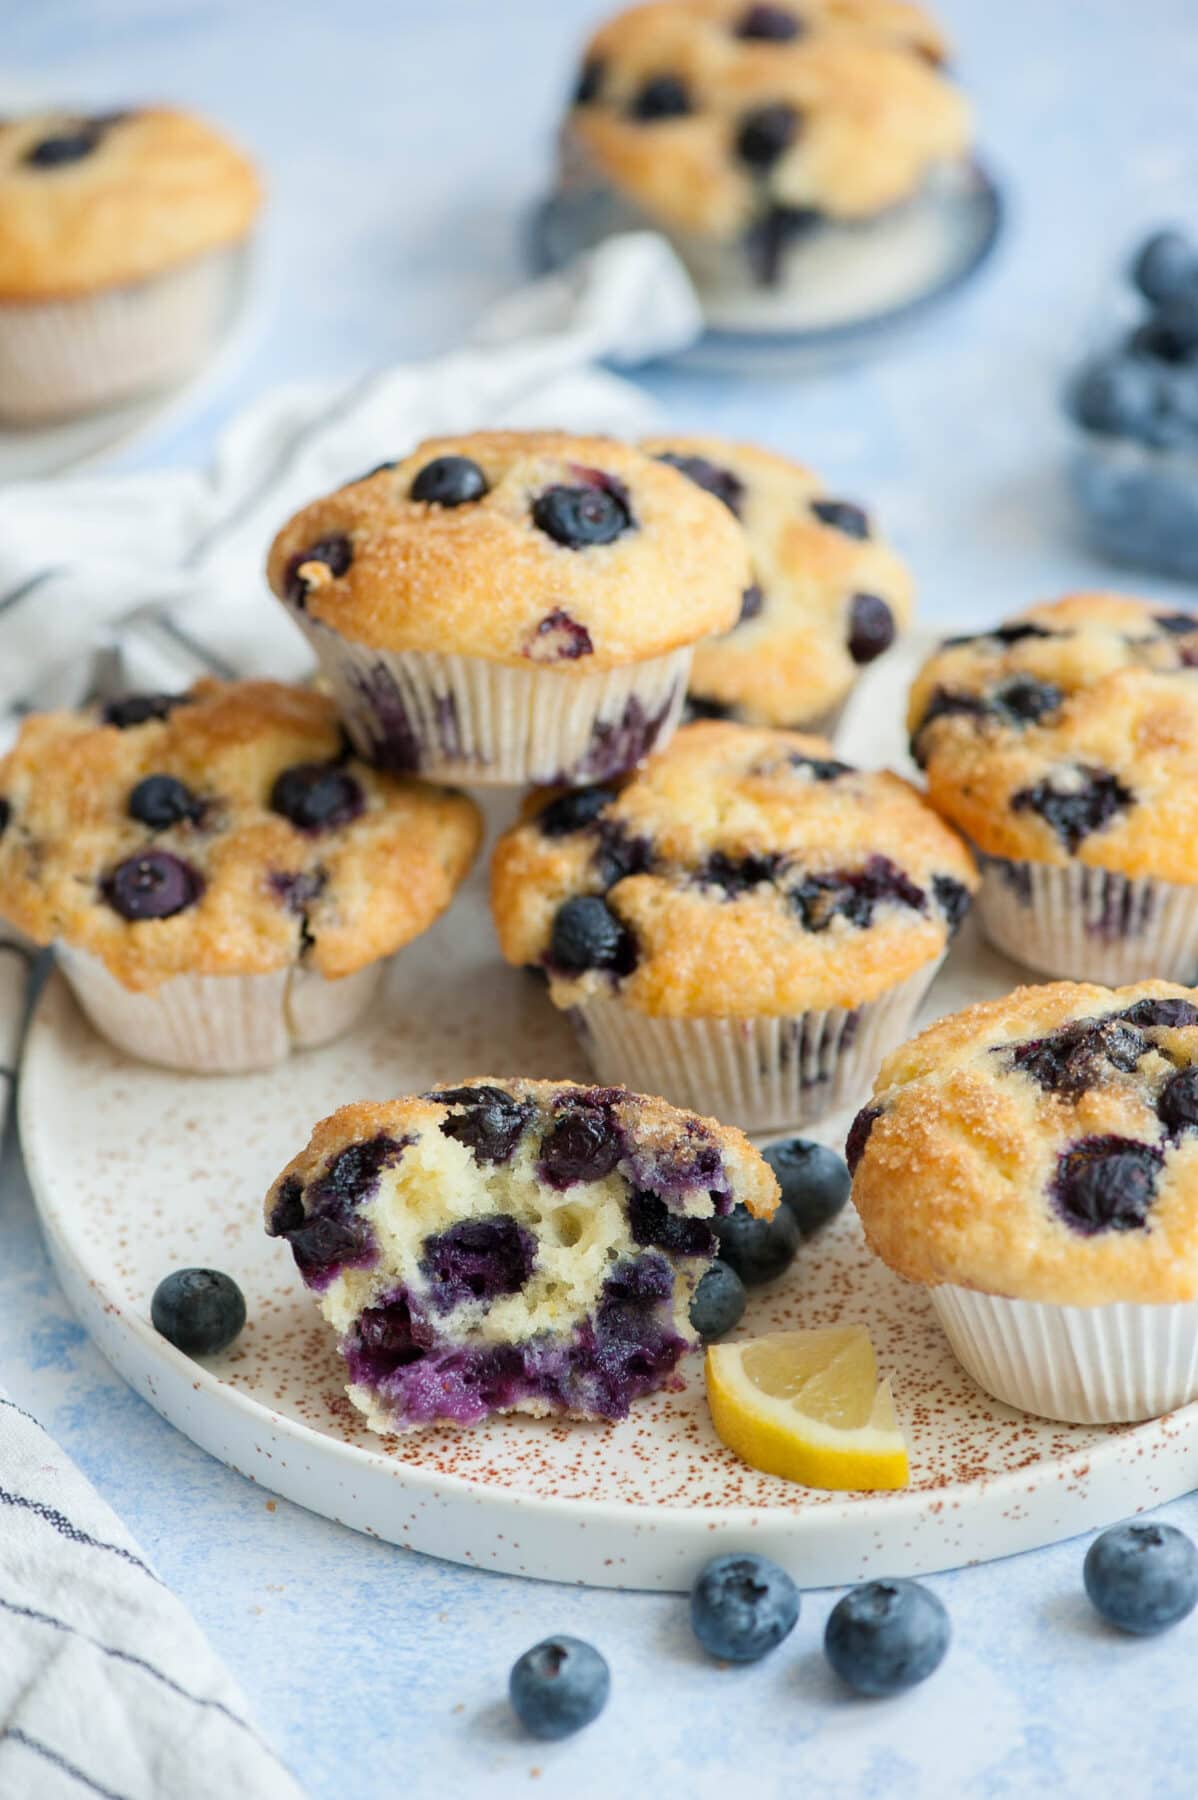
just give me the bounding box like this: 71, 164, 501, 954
265, 1078, 778, 1432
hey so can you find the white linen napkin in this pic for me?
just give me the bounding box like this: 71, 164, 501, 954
0, 230, 701, 1797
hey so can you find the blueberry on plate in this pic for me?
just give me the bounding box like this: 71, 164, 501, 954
1084, 1522, 1198, 1635
712, 1201, 800, 1287
1132, 230, 1197, 306
688, 1261, 747, 1341
763, 1138, 850, 1237
151, 1269, 246, 1355
1072, 354, 1163, 439
509, 1636, 610, 1739
690, 1553, 800, 1662
824, 1579, 950, 1696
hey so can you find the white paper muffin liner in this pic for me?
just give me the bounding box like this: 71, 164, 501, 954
976, 856, 1198, 986
930, 1284, 1198, 1424
0, 244, 241, 424
56, 944, 381, 1074
297, 621, 692, 787
565, 957, 943, 1133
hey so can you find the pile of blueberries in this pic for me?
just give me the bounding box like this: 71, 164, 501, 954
510, 1523, 1198, 1740
1069, 226, 1198, 578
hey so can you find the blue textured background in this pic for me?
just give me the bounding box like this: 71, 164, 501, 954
4, 2, 1198, 1794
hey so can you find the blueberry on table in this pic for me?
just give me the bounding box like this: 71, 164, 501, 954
690, 1554, 800, 1662
509, 1637, 610, 1739
763, 1138, 850, 1236
824, 1579, 950, 1696
1084, 1523, 1198, 1635
1072, 355, 1163, 439
689, 1261, 747, 1341
151, 1269, 246, 1355
712, 1201, 800, 1287
1131, 229, 1197, 305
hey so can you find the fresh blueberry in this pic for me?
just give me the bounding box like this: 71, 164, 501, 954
537, 784, 615, 837
847, 593, 895, 664
532, 485, 632, 549
629, 74, 691, 121
811, 498, 871, 540
574, 59, 605, 105
548, 895, 636, 975
24, 128, 101, 168
711, 1201, 800, 1287
1051, 1135, 1163, 1235
539, 1100, 623, 1188
101, 850, 203, 921
509, 1637, 610, 1740
735, 4, 803, 40
824, 1579, 950, 1696
1084, 1522, 1198, 1635
283, 534, 353, 608
1073, 354, 1164, 439
1132, 230, 1198, 305
270, 762, 364, 832
763, 1138, 850, 1236
1153, 292, 1198, 358
688, 1261, 747, 1341
1011, 768, 1134, 853
690, 1554, 800, 1662
151, 1268, 246, 1355
409, 455, 488, 507
436, 1085, 533, 1164
736, 102, 800, 169
654, 452, 744, 517
102, 692, 188, 730
1158, 1068, 1198, 1133
127, 774, 203, 830
1127, 316, 1196, 369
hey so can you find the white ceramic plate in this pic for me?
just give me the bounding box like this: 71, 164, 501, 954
0, 244, 266, 483
19, 643, 1198, 1591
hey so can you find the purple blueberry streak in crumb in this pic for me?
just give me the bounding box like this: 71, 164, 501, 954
627, 1189, 717, 1259
845, 1105, 881, 1174
539, 1095, 624, 1189
564, 690, 679, 783
436, 1085, 534, 1164
283, 534, 353, 609
419, 1215, 538, 1312
343, 1287, 436, 1383
623, 1119, 729, 1206
1011, 767, 1135, 853
653, 452, 745, 518
526, 608, 595, 662
792, 854, 926, 933
1051, 1135, 1163, 1235
1006, 1015, 1147, 1097
268, 1135, 409, 1290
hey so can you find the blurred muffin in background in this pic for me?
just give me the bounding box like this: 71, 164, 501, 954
641, 433, 913, 731
0, 107, 260, 423
556, 0, 970, 326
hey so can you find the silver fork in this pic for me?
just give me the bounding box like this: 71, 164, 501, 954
0, 620, 231, 1136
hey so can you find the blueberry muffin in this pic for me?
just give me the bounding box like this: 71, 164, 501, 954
641, 434, 913, 729
909, 592, 1198, 986
558, 0, 970, 319
0, 680, 481, 1071
850, 978, 1198, 1422
265, 1076, 778, 1431
490, 719, 975, 1129
266, 430, 750, 788
0, 107, 260, 422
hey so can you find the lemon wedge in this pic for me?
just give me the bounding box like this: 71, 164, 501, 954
705, 1326, 909, 1491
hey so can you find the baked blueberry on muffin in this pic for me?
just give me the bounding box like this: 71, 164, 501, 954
265, 1077, 779, 1431
0, 681, 481, 1071
0, 107, 260, 422
490, 720, 976, 1129
909, 593, 1198, 986
641, 433, 913, 730
558, 0, 970, 319
266, 431, 750, 788
850, 979, 1198, 1422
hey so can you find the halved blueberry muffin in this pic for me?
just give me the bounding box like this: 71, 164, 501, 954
908, 592, 1198, 985
0, 680, 481, 1071
0, 107, 260, 421
490, 719, 975, 1130
559, 0, 969, 313
850, 978, 1198, 1422
641, 433, 913, 730
266, 430, 750, 788
265, 1077, 778, 1431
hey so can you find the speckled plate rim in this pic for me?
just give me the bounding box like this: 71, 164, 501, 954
19, 968, 1198, 1593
